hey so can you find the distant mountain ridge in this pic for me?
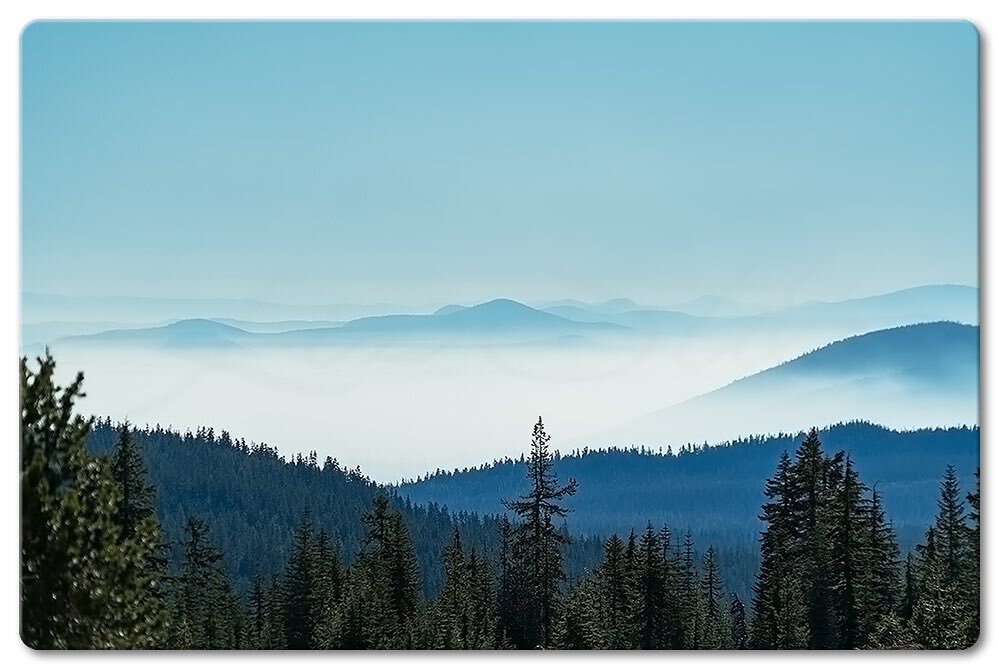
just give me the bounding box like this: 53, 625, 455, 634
398, 420, 979, 548
29, 284, 978, 349
55, 298, 629, 349
589, 321, 978, 449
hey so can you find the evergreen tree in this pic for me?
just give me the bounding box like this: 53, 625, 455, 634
465, 548, 501, 648
934, 466, 969, 585
907, 468, 977, 649
862, 484, 901, 643
791, 429, 836, 649
109, 423, 157, 538
502, 417, 578, 649
909, 528, 967, 649
900, 553, 916, 624
965, 468, 980, 645
312, 529, 342, 649
561, 578, 605, 649
596, 534, 635, 649
171, 516, 238, 649
496, 515, 519, 645
432, 530, 470, 648
659, 526, 684, 649
729, 594, 748, 649
20, 353, 168, 649
633, 525, 667, 649
827, 455, 867, 648
677, 530, 701, 648
248, 573, 269, 649
284, 510, 318, 649
353, 495, 423, 648
265, 573, 286, 649
700, 547, 729, 648
750, 451, 808, 649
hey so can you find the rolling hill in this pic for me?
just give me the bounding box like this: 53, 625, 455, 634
586, 321, 978, 449
53, 299, 629, 349
398, 421, 979, 550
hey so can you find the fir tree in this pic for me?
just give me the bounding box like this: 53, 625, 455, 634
700, 547, 729, 648
750, 451, 808, 649
284, 510, 318, 649
596, 534, 635, 649
633, 525, 667, 649
502, 417, 578, 649
729, 594, 748, 649
20, 353, 168, 649
791, 429, 836, 649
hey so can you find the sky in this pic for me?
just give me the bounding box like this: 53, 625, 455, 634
21, 21, 979, 307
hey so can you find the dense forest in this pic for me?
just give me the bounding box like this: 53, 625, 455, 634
21, 354, 979, 649
399, 422, 979, 549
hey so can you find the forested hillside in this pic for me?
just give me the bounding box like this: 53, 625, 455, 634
399, 422, 979, 550
85, 419, 604, 597
22, 354, 979, 649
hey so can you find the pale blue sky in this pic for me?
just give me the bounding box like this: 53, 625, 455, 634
21, 21, 979, 306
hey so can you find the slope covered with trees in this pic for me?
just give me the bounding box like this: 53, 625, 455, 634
84, 418, 605, 599
21, 354, 979, 649
398, 422, 979, 551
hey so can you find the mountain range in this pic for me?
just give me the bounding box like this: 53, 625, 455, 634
25, 284, 979, 351
585, 321, 978, 448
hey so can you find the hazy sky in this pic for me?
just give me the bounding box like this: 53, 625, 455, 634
22, 21, 979, 307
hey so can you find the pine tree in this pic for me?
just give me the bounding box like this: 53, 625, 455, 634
659, 525, 684, 649
109, 423, 157, 539
827, 455, 868, 648
934, 466, 969, 585
700, 547, 729, 648
465, 548, 500, 648
907, 468, 977, 649
354, 495, 423, 648
432, 529, 470, 648
633, 525, 667, 649
596, 534, 635, 649
900, 553, 916, 624
909, 528, 967, 649
750, 451, 808, 649
284, 510, 318, 649
862, 484, 901, 645
496, 515, 519, 645
562, 578, 606, 649
249, 573, 269, 649
678, 530, 701, 648
171, 516, 236, 649
312, 529, 342, 649
265, 573, 286, 649
502, 417, 577, 649
729, 594, 748, 649
965, 468, 980, 646
20, 353, 168, 649
791, 429, 836, 649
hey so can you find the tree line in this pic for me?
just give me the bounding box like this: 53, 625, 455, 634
20, 354, 979, 649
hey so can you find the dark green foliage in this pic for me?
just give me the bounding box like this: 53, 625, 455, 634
596, 534, 635, 648
501, 417, 578, 648
904, 467, 979, 649
85, 419, 517, 600
729, 594, 748, 649
400, 421, 979, 552
342, 495, 423, 648
169, 516, 245, 649
633, 525, 667, 649
20, 354, 168, 649
561, 578, 605, 649
700, 547, 729, 648
425, 531, 501, 648
22, 354, 978, 650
